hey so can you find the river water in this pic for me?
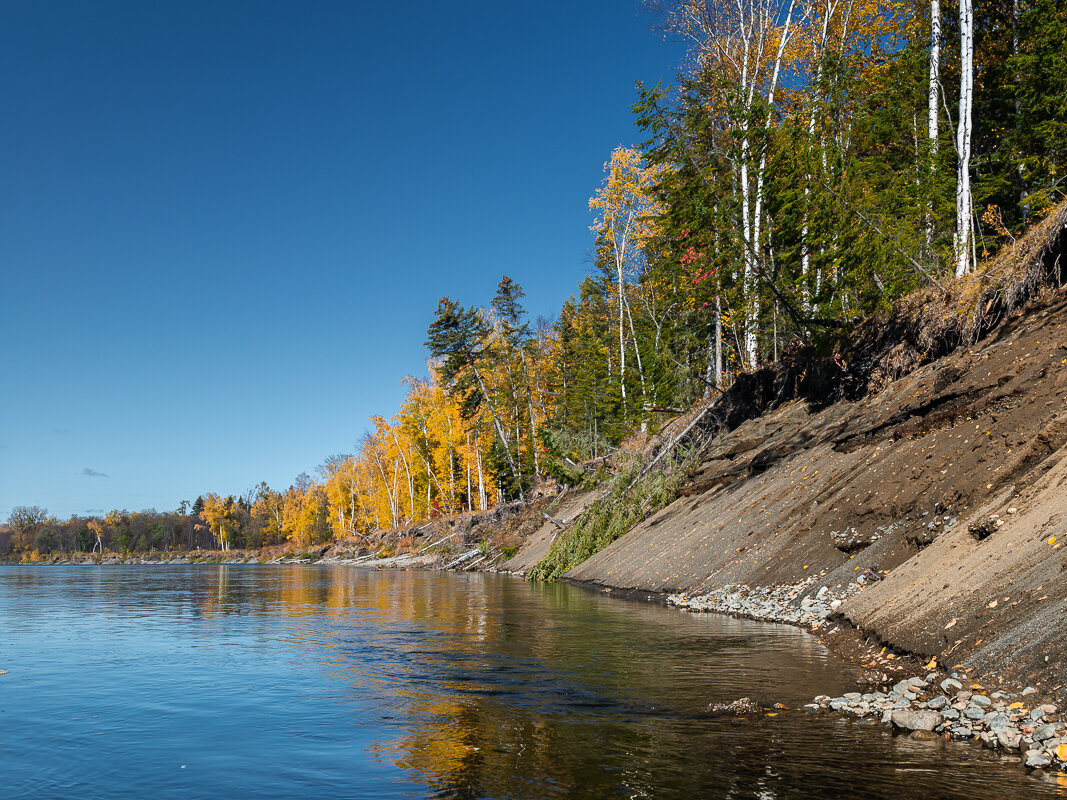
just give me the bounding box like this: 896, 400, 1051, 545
0, 566, 1061, 799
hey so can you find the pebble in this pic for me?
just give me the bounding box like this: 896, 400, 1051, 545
998, 731, 1022, 750
1025, 750, 1052, 768
1034, 724, 1056, 741
987, 714, 1010, 731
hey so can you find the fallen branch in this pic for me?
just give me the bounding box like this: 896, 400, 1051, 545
417, 530, 457, 553
445, 549, 481, 569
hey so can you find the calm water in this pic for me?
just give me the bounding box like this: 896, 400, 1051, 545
1, 566, 1062, 799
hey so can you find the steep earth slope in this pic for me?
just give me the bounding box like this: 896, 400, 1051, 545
558, 221, 1067, 695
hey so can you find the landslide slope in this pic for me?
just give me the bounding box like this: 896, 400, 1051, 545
565, 213, 1067, 693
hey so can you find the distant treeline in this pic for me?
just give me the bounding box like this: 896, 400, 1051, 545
0, 489, 308, 557
7, 0, 1066, 556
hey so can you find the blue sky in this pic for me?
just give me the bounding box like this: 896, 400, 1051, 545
0, 0, 682, 520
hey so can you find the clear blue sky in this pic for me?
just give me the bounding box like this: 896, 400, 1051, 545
0, 0, 682, 520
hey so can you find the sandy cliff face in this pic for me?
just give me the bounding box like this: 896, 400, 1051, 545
561, 294, 1067, 690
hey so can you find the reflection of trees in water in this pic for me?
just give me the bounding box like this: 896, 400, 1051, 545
367, 575, 795, 799
153, 567, 863, 799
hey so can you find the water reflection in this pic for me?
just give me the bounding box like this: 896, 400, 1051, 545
1, 566, 1062, 799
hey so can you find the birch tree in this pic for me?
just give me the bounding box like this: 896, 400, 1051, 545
927, 0, 940, 249
661, 0, 807, 369
954, 0, 975, 277
589, 146, 666, 409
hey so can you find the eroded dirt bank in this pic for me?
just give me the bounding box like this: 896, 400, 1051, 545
560, 291, 1067, 697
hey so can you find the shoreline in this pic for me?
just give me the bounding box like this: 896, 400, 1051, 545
666, 577, 1067, 775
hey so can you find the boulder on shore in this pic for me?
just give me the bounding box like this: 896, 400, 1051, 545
891, 709, 941, 732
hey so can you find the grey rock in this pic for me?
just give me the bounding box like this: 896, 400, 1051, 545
1030, 708, 1045, 721
941, 708, 960, 720
1024, 750, 1051, 768
972, 695, 991, 707
987, 714, 1010, 731
891, 709, 941, 732
927, 696, 949, 710
1033, 724, 1056, 741
830, 698, 851, 711
1021, 687, 1038, 696
940, 678, 963, 693
997, 730, 1022, 750
964, 706, 987, 720
892, 680, 911, 695
843, 692, 862, 701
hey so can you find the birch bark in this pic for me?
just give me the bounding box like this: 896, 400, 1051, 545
954, 0, 974, 277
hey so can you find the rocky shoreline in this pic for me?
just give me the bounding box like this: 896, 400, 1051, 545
666, 575, 869, 627
669, 578, 1067, 774
814, 673, 1067, 772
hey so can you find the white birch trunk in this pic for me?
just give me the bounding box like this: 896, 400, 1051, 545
390, 429, 415, 522
471, 364, 518, 475
715, 293, 723, 387
954, 0, 974, 277
520, 350, 539, 476
476, 444, 486, 511
927, 0, 941, 248
465, 433, 472, 512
